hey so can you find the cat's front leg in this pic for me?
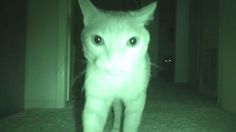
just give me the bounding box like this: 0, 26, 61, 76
123, 94, 146, 132
83, 96, 111, 132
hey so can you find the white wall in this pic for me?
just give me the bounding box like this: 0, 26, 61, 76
24, 0, 71, 108
0, 0, 27, 117
174, 0, 190, 83
218, 0, 236, 114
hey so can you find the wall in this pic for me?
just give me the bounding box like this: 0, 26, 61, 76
218, 0, 236, 114
188, 0, 200, 87
157, 0, 176, 81
195, 0, 219, 97
24, 0, 71, 108
0, 0, 27, 117
174, 0, 190, 83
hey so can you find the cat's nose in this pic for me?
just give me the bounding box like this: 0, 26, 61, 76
106, 61, 119, 70
107, 60, 131, 72
106, 54, 120, 68
94, 56, 119, 70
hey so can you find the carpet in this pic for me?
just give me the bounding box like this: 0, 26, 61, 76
0, 79, 236, 132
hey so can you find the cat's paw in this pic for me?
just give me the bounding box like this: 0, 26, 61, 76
110, 128, 120, 132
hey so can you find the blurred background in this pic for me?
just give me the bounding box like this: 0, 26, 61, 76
0, 0, 236, 130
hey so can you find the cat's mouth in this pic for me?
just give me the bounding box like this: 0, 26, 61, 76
106, 69, 124, 75
94, 57, 132, 75
97, 66, 127, 75
95, 62, 130, 75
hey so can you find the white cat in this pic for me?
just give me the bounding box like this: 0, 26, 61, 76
78, 0, 156, 132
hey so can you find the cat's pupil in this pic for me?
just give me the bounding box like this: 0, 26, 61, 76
128, 37, 137, 47
93, 35, 103, 46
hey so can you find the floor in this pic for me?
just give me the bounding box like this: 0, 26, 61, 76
0, 79, 236, 132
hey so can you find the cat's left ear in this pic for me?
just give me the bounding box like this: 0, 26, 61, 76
134, 2, 157, 25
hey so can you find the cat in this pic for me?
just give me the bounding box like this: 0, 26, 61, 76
78, 0, 156, 132
159, 55, 174, 81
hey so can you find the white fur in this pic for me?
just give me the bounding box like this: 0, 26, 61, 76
78, 0, 156, 132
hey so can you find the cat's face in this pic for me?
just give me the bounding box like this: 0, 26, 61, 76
79, 0, 156, 75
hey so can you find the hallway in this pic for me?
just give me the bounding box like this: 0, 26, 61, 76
138, 79, 236, 132
0, 79, 235, 132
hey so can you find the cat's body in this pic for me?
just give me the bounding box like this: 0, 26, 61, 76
78, 0, 156, 132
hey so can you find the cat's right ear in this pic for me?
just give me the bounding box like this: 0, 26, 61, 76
134, 2, 157, 26
78, 0, 99, 26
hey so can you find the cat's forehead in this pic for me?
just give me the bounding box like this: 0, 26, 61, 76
89, 12, 139, 31
103, 15, 133, 28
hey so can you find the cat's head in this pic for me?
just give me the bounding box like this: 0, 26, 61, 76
79, 0, 157, 75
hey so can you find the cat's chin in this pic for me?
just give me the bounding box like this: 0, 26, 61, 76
106, 70, 125, 76
97, 67, 127, 76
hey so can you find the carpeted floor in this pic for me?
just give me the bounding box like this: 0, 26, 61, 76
0, 79, 236, 132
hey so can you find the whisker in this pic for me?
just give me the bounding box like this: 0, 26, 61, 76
71, 68, 86, 98
72, 59, 88, 87
72, 69, 86, 85
149, 62, 162, 69
76, 59, 88, 64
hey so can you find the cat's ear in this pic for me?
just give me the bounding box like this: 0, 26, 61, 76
78, 0, 100, 25
134, 2, 157, 25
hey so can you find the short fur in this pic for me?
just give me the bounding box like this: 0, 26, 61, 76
78, 0, 156, 132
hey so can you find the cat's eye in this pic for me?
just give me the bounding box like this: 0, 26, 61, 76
93, 35, 103, 46
128, 37, 138, 47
